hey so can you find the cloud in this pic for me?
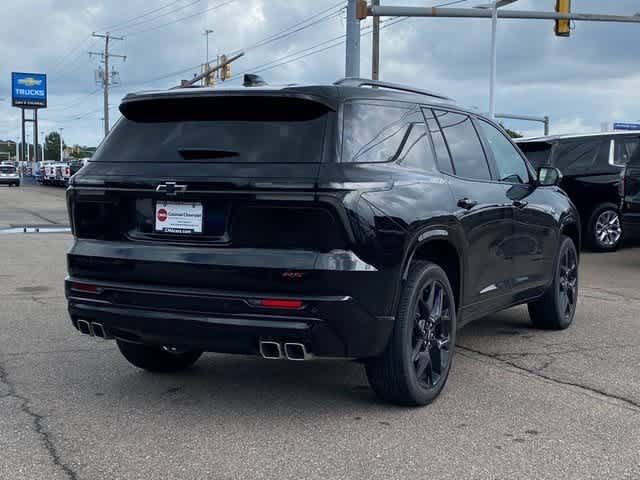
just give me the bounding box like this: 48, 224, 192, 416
0, 0, 639, 147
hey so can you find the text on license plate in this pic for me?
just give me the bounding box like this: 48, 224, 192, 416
155, 202, 203, 234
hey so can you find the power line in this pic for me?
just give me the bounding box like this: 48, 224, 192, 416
100, 0, 192, 31
135, 1, 346, 86
111, 0, 202, 34
124, 0, 236, 37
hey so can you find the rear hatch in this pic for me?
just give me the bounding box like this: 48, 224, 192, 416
69, 92, 349, 252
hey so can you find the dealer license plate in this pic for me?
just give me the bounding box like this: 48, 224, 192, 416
155, 202, 204, 234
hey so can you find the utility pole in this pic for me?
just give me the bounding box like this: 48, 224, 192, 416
90, 33, 126, 138
203, 29, 214, 86
346, 0, 361, 77
372, 0, 380, 80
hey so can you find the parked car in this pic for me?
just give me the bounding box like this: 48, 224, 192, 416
621, 142, 640, 240
66, 77, 580, 406
517, 131, 640, 251
0, 163, 20, 187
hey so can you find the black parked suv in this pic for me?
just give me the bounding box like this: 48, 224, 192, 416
66, 77, 580, 406
621, 142, 640, 239
517, 132, 640, 251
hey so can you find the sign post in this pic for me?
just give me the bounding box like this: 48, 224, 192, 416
11, 72, 47, 176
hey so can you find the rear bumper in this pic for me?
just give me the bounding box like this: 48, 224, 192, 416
0, 177, 19, 185
622, 213, 640, 239
66, 277, 395, 358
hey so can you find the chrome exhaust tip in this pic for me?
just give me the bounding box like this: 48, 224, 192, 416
284, 342, 311, 361
259, 340, 283, 359
77, 319, 92, 336
90, 322, 112, 340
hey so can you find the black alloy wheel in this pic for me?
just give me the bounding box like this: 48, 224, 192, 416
557, 241, 578, 323
528, 235, 579, 330
411, 279, 453, 389
366, 261, 456, 406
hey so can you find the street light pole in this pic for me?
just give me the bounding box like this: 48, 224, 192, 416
59, 128, 64, 162
489, 2, 498, 119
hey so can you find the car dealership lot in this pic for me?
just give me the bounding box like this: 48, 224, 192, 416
1, 186, 639, 479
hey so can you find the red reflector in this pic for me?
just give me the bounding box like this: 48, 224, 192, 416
259, 299, 303, 309
71, 282, 98, 293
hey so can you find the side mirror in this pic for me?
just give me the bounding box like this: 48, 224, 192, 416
537, 166, 562, 186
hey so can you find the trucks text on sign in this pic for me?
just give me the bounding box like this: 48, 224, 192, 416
11, 72, 47, 108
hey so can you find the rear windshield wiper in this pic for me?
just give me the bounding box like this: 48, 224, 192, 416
178, 149, 240, 160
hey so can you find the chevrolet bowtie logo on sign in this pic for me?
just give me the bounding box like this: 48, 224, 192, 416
11, 72, 47, 109
17, 77, 43, 87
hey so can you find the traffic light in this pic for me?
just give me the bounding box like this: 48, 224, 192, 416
555, 0, 571, 37
220, 55, 231, 81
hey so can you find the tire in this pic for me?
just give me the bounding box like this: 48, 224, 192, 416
586, 203, 622, 252
528, 235, 578, 330
117, 340, 202, 372
366, 261, 456, 406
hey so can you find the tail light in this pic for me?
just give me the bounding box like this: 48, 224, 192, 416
71, 200, 124, 240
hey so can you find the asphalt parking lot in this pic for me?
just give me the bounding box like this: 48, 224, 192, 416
1, 185, 639, 480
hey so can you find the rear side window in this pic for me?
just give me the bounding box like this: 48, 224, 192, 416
94, 96, 330, 163
342, 103, 432, 168
424, 109, 454, 175
615, 137, 640, 166
435, 110, 491, 181
553, 140, 601, 175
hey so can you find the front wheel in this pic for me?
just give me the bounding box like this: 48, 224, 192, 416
117, 340, 202, 372
366, 262, 456, 406
528, 235, 579, 330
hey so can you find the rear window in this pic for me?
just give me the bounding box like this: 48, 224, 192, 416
93, 96, 330, 163
517, 141, 553, 167
553, 140, 601, 175
0, 165, 16, 174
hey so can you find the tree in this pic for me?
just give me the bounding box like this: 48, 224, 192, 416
500, 124, 523, 139
44, 132, 66, 161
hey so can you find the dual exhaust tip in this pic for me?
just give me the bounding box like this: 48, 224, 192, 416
76, 319, 113, 340
259, 340, 312, 361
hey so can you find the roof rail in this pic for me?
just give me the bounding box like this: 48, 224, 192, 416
334, 78, 454, 102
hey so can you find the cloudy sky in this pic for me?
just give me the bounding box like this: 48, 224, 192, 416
1, 0, 639, 147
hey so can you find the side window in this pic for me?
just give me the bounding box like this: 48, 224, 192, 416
424, 109, 454, 175
614, 137, 640, 166
395, 119, 435, 172
435, 110, 491, 181
478, 120, 530, 183
553, 140, 601, 175
342, 103, 427, 164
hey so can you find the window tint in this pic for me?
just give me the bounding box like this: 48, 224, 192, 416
518, 141, 553, 167
614, 137, 640, 166
435, 110, 491, 180
424, 109, 454, 174
342, 103, 431, 165
94, 97, 329, 163
553, 140, 601, 175
478, 120, 530, 183
395, 121, 434, 171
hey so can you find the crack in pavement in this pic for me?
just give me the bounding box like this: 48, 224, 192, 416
458, 345, 640, 413
0, 359, 79, 480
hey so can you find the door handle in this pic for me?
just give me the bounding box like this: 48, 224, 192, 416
513, 200, 529, 209
457, 198, 478, 210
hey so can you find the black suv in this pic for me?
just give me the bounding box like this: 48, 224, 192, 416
621, 141, 640, 239
66, 77, 580, 406
517, 132, 640, 251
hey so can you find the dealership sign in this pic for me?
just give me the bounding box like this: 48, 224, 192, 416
11, 72, 47, 108
613, 122, 640, 131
